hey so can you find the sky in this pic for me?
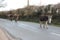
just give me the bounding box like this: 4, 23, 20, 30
0, 0, 60, 11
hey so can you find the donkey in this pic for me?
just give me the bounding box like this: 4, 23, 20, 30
7, 13, 13, 21
39, 14, 48, 29
13, 13, 20, 22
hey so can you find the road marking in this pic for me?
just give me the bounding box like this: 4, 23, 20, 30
50, 32, 60, 37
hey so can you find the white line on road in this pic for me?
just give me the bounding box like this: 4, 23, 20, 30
50, 32, 60, 37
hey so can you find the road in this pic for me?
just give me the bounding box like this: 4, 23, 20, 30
0, 18, 60, 40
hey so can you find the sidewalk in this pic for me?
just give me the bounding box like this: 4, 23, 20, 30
0, 28, 9, 40
0, 28, 15, 40
0, 28, 22, 40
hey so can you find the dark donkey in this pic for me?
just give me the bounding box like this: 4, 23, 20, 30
39, 14, 48, 29
7, 13, 13, 21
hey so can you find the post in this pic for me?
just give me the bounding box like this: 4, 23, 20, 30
48, 5, 53, 24
48, 15, 52, 23
27, 0, 29, 7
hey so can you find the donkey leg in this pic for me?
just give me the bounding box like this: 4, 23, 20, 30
39, 21, 42, 28
40, 23, 42, 28
15, 16, 19, 22
41, 21, 45, 29
43, 23, 45, 29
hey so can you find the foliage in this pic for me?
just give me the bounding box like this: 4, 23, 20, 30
0, 4, 60, 25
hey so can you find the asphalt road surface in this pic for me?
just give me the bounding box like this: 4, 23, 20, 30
0, 18, 60, 40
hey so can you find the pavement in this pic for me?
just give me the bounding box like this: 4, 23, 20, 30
0, 18, 60, 40
0, 28, 9, 40
0, 27, 16, 40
